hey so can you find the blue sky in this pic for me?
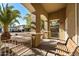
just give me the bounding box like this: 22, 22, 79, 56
11, 3, 30, 26
0, 3, 30, 26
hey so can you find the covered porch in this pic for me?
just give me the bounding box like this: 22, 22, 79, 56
23, 3, 78, 47
0, 3, 79, 56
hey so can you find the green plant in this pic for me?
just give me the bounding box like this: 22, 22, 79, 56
24, 14, 32, 31
0, 4, 21, 40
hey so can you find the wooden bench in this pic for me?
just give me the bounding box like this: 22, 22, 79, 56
55, 38, 77, 56
73, 46, 79, 56
47, 37, 78, 56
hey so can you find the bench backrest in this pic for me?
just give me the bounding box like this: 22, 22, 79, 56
66, 38, 77, 54
73, 46, 79, 56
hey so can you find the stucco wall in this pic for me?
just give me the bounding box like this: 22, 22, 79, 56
77, 4, 79, 45
48, 8, 66, 20
48, 8, 66, 40
66, 4, 76, 43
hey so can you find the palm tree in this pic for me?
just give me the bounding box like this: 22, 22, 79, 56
0, 4, 21, 41
9, 19, 20, 26
24, 14, 32, 31
9, 19, 20, 32
9, 19, 20, 28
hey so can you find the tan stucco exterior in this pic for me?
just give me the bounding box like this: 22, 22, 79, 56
31, 3, 78, 47
31, 4, 49, 47
22, 3, 78, 47
66, 4, 77, 43
48, 8, 66, 40
77, 4, 79, 45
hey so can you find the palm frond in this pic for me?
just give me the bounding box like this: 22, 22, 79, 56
0, 4, 21, 26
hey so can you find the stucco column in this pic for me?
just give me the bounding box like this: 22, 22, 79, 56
44, 20, 48, 39
66, 4, 77, 44
48, 19, 51, 38
32, 12, 41, 47
59, 20, 65, 40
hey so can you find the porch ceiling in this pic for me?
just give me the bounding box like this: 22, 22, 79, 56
22, 3, 66, 13
41, 3, 66, 13
22, 3, 36, 13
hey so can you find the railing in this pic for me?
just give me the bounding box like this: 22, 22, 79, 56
0, 34, 32, 56
0, 32, 58, 56
0, 39, 23, 56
